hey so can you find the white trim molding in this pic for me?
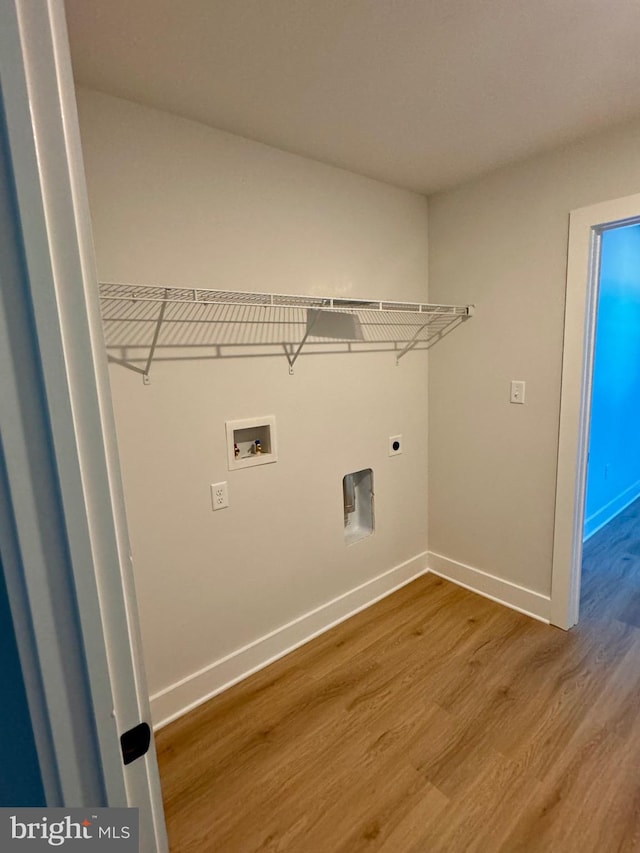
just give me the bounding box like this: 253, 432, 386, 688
152, 553, 429, 729
0, 2, 167, 846
428, 552, 551, 623
551, 192, 640, 629
152, 548, 559, 729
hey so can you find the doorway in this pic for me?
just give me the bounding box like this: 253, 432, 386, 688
584, 223, 640, 542
552, 193, 640, 629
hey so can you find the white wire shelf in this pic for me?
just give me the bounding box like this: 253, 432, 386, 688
98, 281, 474, 380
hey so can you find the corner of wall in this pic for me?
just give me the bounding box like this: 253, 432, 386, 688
151, 551, 429, 728
427, 551, 550, 624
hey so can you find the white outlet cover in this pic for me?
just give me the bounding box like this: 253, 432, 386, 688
389, 435, 403, 456
210, 481, 229, 510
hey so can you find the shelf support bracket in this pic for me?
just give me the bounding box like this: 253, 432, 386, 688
395, 319, 431, 365
142, 289, 169, 384
285, 309, 322, 374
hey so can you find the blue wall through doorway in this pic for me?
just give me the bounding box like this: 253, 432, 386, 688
585, 223, 640, 539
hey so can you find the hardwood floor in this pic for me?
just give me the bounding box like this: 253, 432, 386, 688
156, 502, 640, 851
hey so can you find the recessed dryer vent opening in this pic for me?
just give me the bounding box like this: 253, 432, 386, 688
343, 469, 374, 545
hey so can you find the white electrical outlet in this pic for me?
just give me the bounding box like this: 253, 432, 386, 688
210, 481, 229, 511
389, 435, 403, 456
510, 380, 526, 404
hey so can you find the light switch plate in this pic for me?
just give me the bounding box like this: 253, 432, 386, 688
510, 380, 526, 404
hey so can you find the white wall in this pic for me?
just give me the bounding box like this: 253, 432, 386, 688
428, 118, 640, 613
76, 89, 431, 725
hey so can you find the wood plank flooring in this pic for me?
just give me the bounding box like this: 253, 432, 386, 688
155, 502, 640, 851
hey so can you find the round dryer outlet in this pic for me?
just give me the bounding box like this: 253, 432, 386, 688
389, 435, 402, 456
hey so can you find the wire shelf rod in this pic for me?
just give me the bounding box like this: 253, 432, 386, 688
99, 281, 473, 318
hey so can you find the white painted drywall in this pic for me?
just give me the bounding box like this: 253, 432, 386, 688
428, 117, 640, 597
76, 89, 431, 722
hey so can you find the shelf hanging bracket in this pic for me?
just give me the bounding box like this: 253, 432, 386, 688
395, 319, 432, 365
395, 306, 473, 365
285, 308, 322, 374
142, 289, 169, 384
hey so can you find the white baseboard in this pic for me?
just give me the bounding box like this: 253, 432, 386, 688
151, 552, 429, 729
583, 479, 640, 541
428, 551, 551, 623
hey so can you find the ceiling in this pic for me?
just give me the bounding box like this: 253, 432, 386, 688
64, 0, 640, 194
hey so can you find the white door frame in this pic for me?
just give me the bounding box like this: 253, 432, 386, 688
0, 1, 167, 848
551, 192, 640, 629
